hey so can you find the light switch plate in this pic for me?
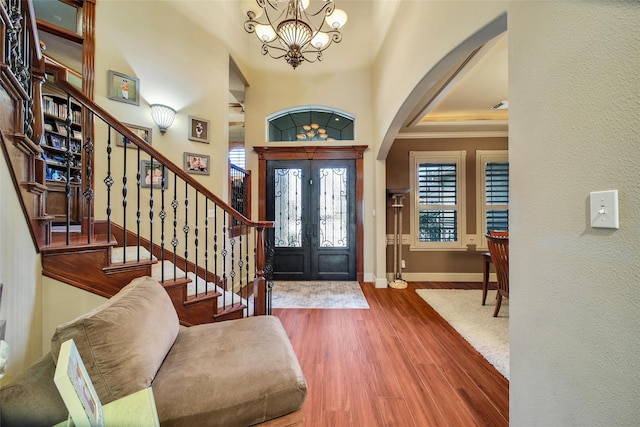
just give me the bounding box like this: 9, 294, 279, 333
590, 190, 619, 229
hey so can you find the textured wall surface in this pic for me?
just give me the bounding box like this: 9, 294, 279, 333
509, 2, 640, 425
0, 155, 42, 375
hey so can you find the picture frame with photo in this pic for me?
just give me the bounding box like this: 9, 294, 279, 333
108, 70, 140, 106
187, 116, 210, 143
184, 152, 210, 175
54, 339, 104, 427
116, 124, 152, 149
141, 160, 168, 189
48, 134, 64, 149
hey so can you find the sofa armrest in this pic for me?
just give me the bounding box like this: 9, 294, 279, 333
0, 353, 68, 426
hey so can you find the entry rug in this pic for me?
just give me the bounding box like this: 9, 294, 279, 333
416, 289, 509, 379
271, 281, 370, 309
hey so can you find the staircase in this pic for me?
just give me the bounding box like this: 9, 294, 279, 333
1, 0, 274, 325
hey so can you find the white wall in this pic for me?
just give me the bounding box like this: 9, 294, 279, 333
508, 2, 640, 425
0, 156, 42, 377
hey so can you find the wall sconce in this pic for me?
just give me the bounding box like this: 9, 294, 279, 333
150, 104, 176, 134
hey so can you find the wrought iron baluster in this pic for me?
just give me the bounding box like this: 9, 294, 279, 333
222, 212, 228, 308
214, 206, 218, 296
83, 111, 94, 244
194, 191, 200, 295
122, 136, 128, 262
205, 198, 209, 288
63, 95, 73, 244
171, 175, 178, 281
149, 158, 155, 262
159, 166, 167, 282
183, 182, 189, 283
136, 150, 141, 261
105, 126, 113, 242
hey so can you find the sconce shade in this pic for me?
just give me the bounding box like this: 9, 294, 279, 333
150, 104, 176, 134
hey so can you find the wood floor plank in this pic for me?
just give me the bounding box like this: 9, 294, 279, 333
273, 282, 509, 427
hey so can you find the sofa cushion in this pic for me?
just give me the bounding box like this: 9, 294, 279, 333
152, 315, 307, 427
0, 353, 68, 426
50, 276, 179, 404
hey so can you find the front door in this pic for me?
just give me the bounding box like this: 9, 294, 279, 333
266, 159, 356, 281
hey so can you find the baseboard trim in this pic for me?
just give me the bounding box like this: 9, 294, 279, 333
391, 272, 496, 282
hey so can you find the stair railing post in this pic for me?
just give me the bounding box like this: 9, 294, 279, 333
254, 225, 267, 316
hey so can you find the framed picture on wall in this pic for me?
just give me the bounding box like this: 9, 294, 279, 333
140, 159, 168, 189
184, 152, 210, 175
188, 116, 210, 143
108, 70, 140, 106
116, 123, 152, 148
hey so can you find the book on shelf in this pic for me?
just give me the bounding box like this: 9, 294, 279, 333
54, 339, 104, 427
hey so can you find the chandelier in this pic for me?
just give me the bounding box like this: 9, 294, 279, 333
296, 123, 332, 141
242, 0, 348, 69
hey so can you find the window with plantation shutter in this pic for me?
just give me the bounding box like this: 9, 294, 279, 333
410, 151, 466, 249
476, 150, 509, 248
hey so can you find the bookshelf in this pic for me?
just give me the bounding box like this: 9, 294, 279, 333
41, 81, 83, 225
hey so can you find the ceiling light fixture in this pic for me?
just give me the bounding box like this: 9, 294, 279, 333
150, 104, 176, 134
296, 123, 330, 140
241, 0, 348, 69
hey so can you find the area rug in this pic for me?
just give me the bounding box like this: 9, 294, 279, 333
416, 289, 509, 379
271, 281, 370, 309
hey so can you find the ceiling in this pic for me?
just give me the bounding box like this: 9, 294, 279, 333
229, 25, 507, 143
400, 32, 508, 138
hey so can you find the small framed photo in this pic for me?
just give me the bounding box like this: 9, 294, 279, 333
108, 70, 140, 106
116, 123, 152, 148
184, 152, 210, 175
141, 159, 168, 189
56, 122, 68, 137
48, 134, 64, 149
188, 116, 210, 143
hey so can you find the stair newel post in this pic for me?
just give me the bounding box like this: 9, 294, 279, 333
136, 148, 142, 261
254, 224, 268, 316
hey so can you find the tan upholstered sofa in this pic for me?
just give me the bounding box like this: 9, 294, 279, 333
0, 276, 307, 426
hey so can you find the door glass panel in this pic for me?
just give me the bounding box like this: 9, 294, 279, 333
319, 167, 348, 248
274, 168, 302, 247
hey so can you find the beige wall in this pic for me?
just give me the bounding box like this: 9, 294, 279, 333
508, 2, 640, 424
374, 1, 640, 424
93, 0, 232, 219
3, 2, 639, 424
243, 67, 377, 281
0, 156, 42, 377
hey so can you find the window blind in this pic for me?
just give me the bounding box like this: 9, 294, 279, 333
417, 162, 458, 242
418, 163, 457, 205
486, 162, 509, 231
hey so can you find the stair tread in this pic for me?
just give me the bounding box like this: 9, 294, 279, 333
43, 233, 117, 252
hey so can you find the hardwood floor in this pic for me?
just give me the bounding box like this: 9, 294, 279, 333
273, 282, 508, 427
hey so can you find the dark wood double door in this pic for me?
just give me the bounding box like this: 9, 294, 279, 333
266, 159, 356, 281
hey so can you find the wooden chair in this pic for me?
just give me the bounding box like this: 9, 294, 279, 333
485, 231, 509, 317
482, 230, 509, 305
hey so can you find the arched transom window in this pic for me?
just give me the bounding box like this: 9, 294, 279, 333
267, 107, 355, 142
